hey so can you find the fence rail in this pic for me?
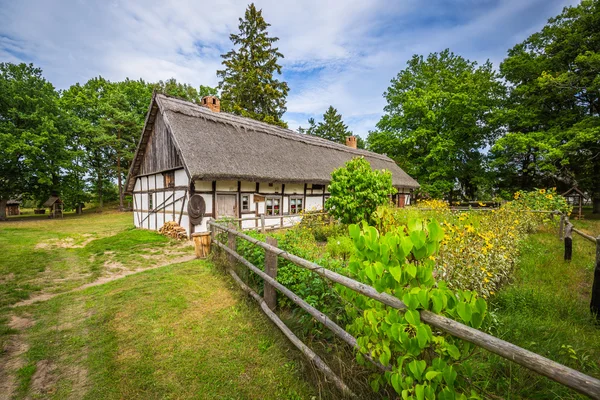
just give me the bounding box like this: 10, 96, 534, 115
207, 219, 600, 399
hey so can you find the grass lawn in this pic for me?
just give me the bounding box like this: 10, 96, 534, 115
473, 218, 600, 399
0, 211, 316, 399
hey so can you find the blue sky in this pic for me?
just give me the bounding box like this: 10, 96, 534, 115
0, 0, 577, 138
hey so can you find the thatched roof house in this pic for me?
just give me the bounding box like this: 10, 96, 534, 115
125, 93, 419, 236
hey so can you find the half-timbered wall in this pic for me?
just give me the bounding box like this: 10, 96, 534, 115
139, 113, 183, 175
134, 176, 413, 237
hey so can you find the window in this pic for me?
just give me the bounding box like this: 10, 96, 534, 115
148, 193, 153, 210
241, 195, 250, 211
266, 197, 281, 215
290, 197, 303, 214
164, 171, 175, 188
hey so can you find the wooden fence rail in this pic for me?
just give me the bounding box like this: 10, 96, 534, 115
559, 213, 600, 319
208, 220, 600, 399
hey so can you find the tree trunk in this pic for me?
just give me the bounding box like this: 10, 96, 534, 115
98, 174, 103, 210
593, 197, 600, 214
117, 129, 124, 211
0, 199, 7, 221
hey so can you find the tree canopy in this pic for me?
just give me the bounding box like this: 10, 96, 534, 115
492, 0, 600, 211
217, 3, 289, 127
299, 106, 365, 149
368, 50, 505, 200
0, 63, 65, 219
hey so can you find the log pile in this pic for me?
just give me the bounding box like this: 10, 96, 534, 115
159, 221, 187, 240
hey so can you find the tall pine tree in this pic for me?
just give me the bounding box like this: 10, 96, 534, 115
217, 3, 289, 127
299, 106, 364, 148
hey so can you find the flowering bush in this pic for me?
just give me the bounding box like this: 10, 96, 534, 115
512, 188, 571, 215
370, 189, 567, 298
416, 199, 450, 210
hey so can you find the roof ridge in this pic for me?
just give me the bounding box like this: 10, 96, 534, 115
155, 94, 393, 163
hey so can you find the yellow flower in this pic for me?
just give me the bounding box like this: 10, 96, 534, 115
484, 278, 490, 283
428, 255, 436, 261
539, 189, 546, 194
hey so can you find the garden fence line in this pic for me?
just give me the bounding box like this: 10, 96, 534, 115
206, 219, 600, 399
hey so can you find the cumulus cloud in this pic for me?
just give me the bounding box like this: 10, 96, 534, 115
0, 0, 577, 138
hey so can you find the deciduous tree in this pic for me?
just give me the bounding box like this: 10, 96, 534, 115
368, 50, 505, 200
0, 63, 65, 219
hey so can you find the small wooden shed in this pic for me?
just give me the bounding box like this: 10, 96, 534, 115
43, 196, 64, 219
562, 186, 587, 219
6, 200, 20, 216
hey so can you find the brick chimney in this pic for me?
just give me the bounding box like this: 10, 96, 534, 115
345, 136, 357, 149
201, 96, 220, 112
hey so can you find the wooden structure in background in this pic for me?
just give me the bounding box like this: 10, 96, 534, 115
6, 199, 20, 216
562, 186, 587, 219
43, 196, 63, 219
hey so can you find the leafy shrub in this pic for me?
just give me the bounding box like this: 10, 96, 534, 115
325, 157, 397, 225
297, 211, 345, 242
339, 220, 487, 398
512, 188, 571, 215
326, 235, 354, 262
234, 227, 346, 329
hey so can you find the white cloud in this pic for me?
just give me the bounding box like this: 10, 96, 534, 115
0, 0, 576, 137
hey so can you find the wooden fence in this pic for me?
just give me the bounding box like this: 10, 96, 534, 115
558, 213, 600, 318
207, 219, 600, 399
217, 212, 332, 233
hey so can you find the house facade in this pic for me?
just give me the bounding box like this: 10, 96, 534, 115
124, 94, 419, 237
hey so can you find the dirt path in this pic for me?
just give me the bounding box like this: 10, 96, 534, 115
12, 255, 196, 308
0, 315, 34, 400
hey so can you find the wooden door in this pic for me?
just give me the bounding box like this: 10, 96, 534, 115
217, 194, 237, 218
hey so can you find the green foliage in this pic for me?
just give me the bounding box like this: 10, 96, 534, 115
0, 62, 65, 218
511, 188, 572, 215
494, 0, 600, 211
297, 211, 345, 242
152, 78, 217, 103
326, 236, 354, 262
217, 3, 289, 127
340, 221, 487, 398
368, 49, 505, 200
298, 106, 365, 148
325, 157, 397, 224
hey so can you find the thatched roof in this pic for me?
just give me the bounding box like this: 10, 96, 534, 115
126, 94, 419, 192
7, 199, 21, 205
43, 196, 61, 207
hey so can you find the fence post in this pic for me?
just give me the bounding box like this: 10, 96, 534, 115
564, 219, 573, 261
261, 214, 266, 234
559, 213, 565, 241
227, 230, 236, 266
591, 236, 600, 320
264, 236, 278, 310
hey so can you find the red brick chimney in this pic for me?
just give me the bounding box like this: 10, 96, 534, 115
345, 136, 357, 149
201, 96, 220, 112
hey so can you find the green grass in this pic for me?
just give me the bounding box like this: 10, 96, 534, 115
0, 211, 317, 399
14, 262, 315, 399
473, 220, 600, 399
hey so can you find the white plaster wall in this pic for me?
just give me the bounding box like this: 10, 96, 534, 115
201, 193, 213, 216
148, 176, 155, 190
175, 169, 187, 186
240, 181, 255, 192
306, 196, 323, 211
156, 174, 164, 190
194, 180, 212, 191
134, 179, 141, 192
216, 180, 237, 192
286, 183, 303, 194
259, 182, 283, 194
